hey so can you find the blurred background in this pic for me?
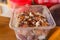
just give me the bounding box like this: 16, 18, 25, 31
0, 0, 60, 40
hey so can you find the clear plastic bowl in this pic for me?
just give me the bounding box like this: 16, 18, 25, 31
9, 5, 56, 40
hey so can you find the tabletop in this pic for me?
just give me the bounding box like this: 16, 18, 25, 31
0, 16, 60, 40
0, 16, 17, 40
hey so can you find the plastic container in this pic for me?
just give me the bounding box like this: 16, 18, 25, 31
9, 5, 56, 40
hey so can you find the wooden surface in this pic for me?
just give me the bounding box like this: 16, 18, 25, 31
0, 16, 17, 40
0, 16, 59, 40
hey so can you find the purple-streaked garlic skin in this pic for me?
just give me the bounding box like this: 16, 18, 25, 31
17, 34, 27, 40
27, 35, 34, 40
16, 28, 48, 40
